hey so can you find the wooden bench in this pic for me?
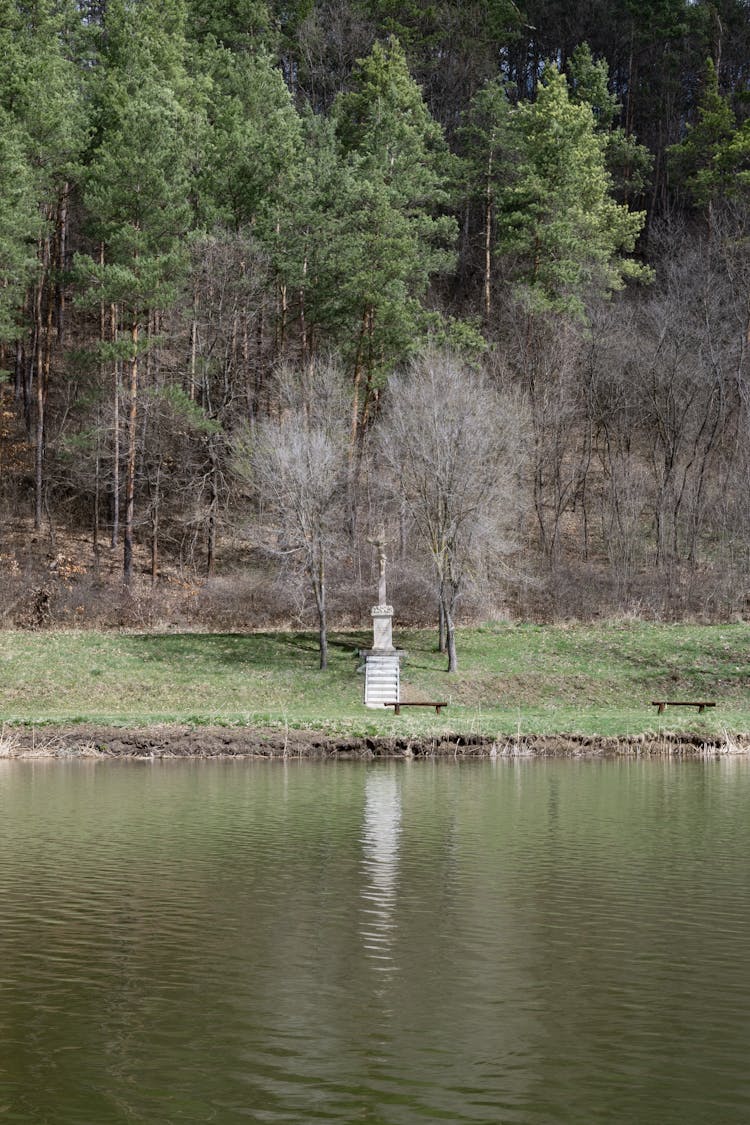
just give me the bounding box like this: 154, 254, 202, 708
384, 701, 448, 715
651, 700, 716, 714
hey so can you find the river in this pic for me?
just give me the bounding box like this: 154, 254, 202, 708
1, 758, 749, 1124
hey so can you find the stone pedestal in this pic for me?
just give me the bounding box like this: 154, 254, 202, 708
371, 604, 394, 652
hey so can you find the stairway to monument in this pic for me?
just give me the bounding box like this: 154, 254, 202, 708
364, 653, 400, 708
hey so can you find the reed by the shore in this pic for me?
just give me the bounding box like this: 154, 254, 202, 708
1, 724, 748, 761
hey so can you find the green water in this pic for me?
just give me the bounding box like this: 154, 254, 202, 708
1, 757, 749, 1124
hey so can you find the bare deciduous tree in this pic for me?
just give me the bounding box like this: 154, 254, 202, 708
378, 349, 524, 672
234, 361, 348, 670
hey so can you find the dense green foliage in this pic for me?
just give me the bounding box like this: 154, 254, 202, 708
2, 0, 750, 633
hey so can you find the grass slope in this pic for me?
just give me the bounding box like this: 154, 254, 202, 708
1, 623, 748, 737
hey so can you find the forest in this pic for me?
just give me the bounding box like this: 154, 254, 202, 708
1, 0, 750, 655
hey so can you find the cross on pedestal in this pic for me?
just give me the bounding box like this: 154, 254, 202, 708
376, 536, 388, 606
368, 531, 393, 652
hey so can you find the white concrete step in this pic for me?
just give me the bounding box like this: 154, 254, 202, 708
364, 654, 400, 708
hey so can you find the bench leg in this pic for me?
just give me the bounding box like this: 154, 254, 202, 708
394, 704, 400, 715
657, 703, 665, 714
698, 704, 705, 713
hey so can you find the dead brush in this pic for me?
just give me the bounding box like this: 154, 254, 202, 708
0, 727, 21, 758
718, 729, 748, 755
0, 728, 97, 759
0, 728, 60, 758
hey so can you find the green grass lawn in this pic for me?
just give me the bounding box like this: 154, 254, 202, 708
0, 623, 748, 737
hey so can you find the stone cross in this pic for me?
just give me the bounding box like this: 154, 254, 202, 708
376, 534, 387, 606
367, 529, 394, 653
368, 530, 389, 607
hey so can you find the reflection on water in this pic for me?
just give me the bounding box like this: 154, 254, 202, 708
360, 770, 401, 975
1, 757, 750, 1124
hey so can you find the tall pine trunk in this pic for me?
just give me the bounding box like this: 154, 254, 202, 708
110, 302, 120, 548
123, 320, 139, 585
32, 243, 46, 531
150, 465, 160, 586
34, 193, 68, 533
206, 437, 219, 579
34, 329, 45, 532
483, 144, 494, 323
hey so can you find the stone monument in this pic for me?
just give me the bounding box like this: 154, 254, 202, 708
371, 535, 394, 652
362, 533, 402, 708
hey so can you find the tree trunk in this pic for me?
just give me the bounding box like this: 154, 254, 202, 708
483, 145, 494, 323
254, 308, 264, 416
278, 281, 287, 351
98, 243, 107, 557
188, 283, 198, 401
32, 255, 46, 530
13, 338, 23, 404
206, 438, 218, 579
300, 250, 309, 372
123, 320, 139, 585
150, 465, 160, 586
93, 424, 101, 577
111, 302, 120, 548
35, 222, 57, 532
349, 311, 368, 454
313, 545, 328, 671
34, 311, 54, 533
445, 600, 458, 673
55, 185, 69, 346
438, 596, 447, 653
34, 341, 44, 531
346, 309, 372, 541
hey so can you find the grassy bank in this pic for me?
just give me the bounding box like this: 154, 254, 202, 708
0, 623, 748, 738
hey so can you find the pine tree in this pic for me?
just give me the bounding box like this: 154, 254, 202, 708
81, 0, 194, 583
329, 37, 458, 442
0, 110, 38, 341
264, 110, 342, 370
567, 43, 653, 200
0, 0, 87, 529
668, 58, 738, 207
199, 44, 302, 230
497, 65, 650, 320
459, 76, 516, 324
187, 0, 273, 50
359, 0, 524, 124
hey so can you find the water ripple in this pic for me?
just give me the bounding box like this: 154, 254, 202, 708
1, 759, 750, 1123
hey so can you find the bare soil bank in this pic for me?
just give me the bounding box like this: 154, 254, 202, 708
2, 725, 748, 760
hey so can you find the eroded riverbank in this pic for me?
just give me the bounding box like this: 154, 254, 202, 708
1, 725, 749, 759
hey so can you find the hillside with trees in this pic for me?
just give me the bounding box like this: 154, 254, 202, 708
1, 0, 749, 640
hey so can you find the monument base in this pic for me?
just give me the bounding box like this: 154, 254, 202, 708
364, 651, 401, 708
371, 604, 394, 652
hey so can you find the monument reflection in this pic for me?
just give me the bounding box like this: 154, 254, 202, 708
359, 769, 402, 977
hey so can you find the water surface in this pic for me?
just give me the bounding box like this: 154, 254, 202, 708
1, 758, 749, 1124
